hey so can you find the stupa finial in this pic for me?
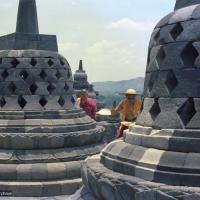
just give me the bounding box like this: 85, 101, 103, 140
79, 60, 83, 71
175, 0, 200, 10
16, 0, 39, 34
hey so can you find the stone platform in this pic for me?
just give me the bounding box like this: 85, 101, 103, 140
2, 187, 96, 200
0, 49, 106, 197
80, 155, 200, 200
70, 1, 200, 200
0, 0, 109, 198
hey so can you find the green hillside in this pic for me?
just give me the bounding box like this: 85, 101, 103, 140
93, 77, 144, 107
93, 77, 144, 95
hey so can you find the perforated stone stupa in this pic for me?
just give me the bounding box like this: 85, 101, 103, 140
0, 0, 106, 197
73, 1, 200, 199
73, 60, 97, 96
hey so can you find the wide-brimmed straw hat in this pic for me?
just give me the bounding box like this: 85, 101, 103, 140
119, 89, 142, 96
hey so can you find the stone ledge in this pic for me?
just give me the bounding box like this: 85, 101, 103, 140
0, 126, 104, 150
0, 178, 82, 197
0, 141, 106, 164
124, 130, 200, 153
101, 140, 200, 185
80, 155, 200, 200
0, 33, 58, 52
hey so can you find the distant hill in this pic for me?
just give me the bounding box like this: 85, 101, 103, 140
92, 77, 144, 95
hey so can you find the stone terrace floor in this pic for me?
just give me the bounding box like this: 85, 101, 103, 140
2, 187, 96, 200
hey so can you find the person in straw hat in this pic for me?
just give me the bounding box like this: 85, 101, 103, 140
111, 89, 142, 138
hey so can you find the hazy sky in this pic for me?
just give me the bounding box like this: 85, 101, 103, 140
0, 0, 175, 82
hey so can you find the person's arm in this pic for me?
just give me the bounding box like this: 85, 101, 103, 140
75, 98, 81, 107
111, 100, 124, 116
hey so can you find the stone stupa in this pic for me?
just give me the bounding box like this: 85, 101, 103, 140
73, 60, 97, 97
0, 0, 106, 197
73, 0, 200, 199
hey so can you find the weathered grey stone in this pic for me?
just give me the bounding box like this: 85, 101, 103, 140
0, 33, 58, 52
70, 1, 200, 199
0, 0, 108, 197
135, 190, 177, 200
175, 0, 200, 10
16, 164, 32, 180
180, 193, 200, 200
68, 187, 96, 200
128, 125, 152, 135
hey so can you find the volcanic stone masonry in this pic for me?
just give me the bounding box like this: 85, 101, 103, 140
72, 0, 200, 199
0, 0, 107, 197
73, 60, 96, 96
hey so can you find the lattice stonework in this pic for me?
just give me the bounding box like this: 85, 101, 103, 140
177, 98, 196, 126
137, 11, 200, 129
0, 51, 74, 111
149, 98, 161, 120
181, 43, 199, 68
165, 70, 178, 94
156, 46, 166, 67
170, 23, 183, 40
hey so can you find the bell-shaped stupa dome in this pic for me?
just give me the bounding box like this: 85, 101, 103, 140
73, 1, 200, 199
0, 0, 106, 197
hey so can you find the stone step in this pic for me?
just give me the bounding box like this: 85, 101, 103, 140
0, 109, 86, 120
0, 126, 104, 149
101, 140, 200, 176
0, 178, 82, 197
80, 155, 200, 200
101, 153, 200, 186
0, 141, 105, 164
0, 160, 82, 181
130, 125, 200, 138
124, 130, 200, 153
0, 117, 96, 130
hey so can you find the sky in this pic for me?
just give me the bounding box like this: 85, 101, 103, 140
0, 0, 175, 82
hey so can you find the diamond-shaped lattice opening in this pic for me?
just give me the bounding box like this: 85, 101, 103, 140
0, 97, 6, 108
11, 58, 19, 68
58, 96, 65, 107
71, 96, 75, 104
64, 83, 69, 91
47, 83, 56, 94
67, 70, 71, 79
177, 98, 196, 126
170, 23, 183, 40
20, 70, 29, 80
165, 70, 178, 94
40, 70, 47, 80
30, 83, 38, 95
1, 70, 8, 80
154, 30, 160, 42
147, 49, 151, 67
148, 72, 158, 93
30, 58, 37, 67
156, 46, 166, 67
181, 43, 199, 68
56, 70, 62, 79
47, 59, 54, 67
39, 97, 48, 107
60, 59, 65, 66
149, 98, 161, 121
18, 96, 27, 109
8, 82, 17, 93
